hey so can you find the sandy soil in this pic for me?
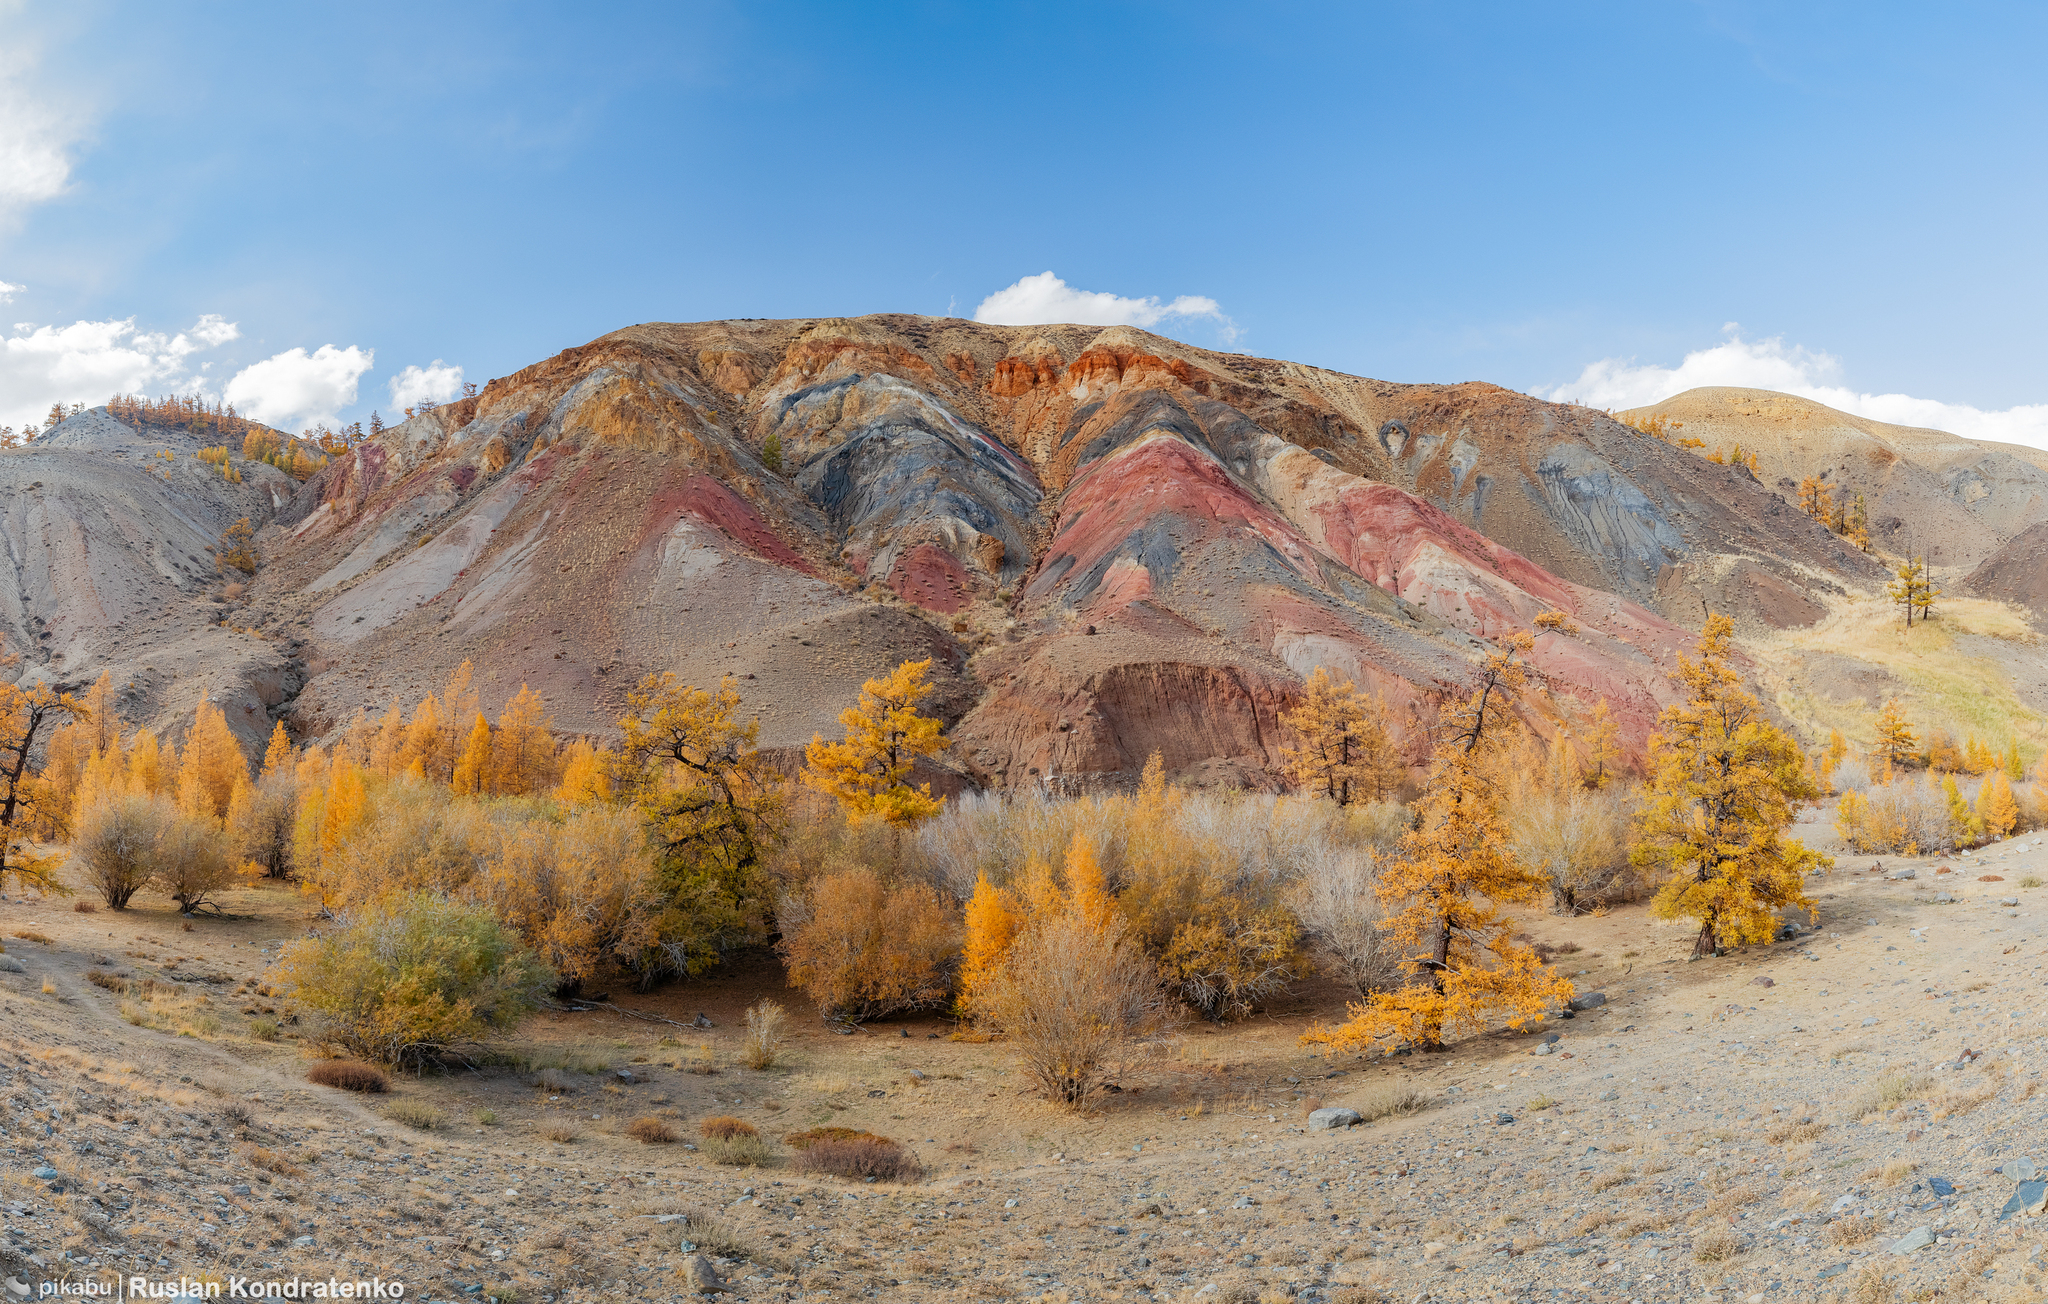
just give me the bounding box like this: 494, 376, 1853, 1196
2, 840, 2045, 1304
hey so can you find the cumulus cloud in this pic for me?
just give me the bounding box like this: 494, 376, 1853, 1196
1534, 326, 2048, 451
224, 344, 375, 431
975, 271, 1237, 341
0, 314, 241, 433
0, 280, 24, 303
388, 359, 465, 412
0, 36, 84, 223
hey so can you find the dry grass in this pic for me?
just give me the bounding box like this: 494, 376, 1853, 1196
1853, 1070, 1931, 1118
72, 901, 96, 913
1691, 1227, 1741, 1263
1844, 1265, 1898, 1304
682, 1043, 717, 1075
702, 1133, 776, 1167
1589, 1169, 1632, 1193
1879, 1160, 1920, 1185
625, 1116, 677, 1145
1766, 1119, 1827, 1144
1827, 1214, 1878, 1246
539, 1123, 580, 1144
1928, 1085, 1998, 1119
306, 1060, 390, 1093
1700, 1185, 1762, 1221
1354, 1081, 1432, 1122
742, 999, 786, 1070
12, 930, 52, 943
384, 1100, 444, 1131
240, 1145, 305, 1179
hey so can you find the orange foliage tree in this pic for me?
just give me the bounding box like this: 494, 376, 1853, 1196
1630, 615, 1827, 957
1302, 631, 1570, 1055
802, 659, 950, 828
1280, 667, 1400, 806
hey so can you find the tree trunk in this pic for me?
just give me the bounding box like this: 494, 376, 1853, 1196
1692, 918, 1717, 957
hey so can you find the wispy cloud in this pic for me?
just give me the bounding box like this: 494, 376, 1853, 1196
974, 271, 1237, 342
0, 21, 86, 225
1534, 326, 2048, 451
0, 314, 240, 434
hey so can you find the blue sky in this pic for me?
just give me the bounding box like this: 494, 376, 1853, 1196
4, 1, 2047, 443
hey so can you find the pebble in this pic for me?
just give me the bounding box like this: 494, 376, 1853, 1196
1889, 1226, 1934, 1254
1752, 976, 1774, 987
1933, 892, 1956, 904
291, 1235, 316, 1247
1495, 1113, 1514, 1125
680, 1254, 727, 1293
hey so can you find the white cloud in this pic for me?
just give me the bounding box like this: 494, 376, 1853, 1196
0, 34, 84, 223
0, 280, 23, 303
974, 271, 1237, 341
388, 359, 464, 413
224, 344, 374, 432
1534, 326, 2048, 451
0, 314, 241, 433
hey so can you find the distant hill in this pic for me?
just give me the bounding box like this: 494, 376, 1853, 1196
1618, 387, 2048, 571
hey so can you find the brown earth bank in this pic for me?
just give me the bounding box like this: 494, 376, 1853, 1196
2, 827, 2046, 1303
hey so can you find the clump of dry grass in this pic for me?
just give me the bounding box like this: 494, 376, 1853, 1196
85, 969, 126, 992
1691, 1227, 1741, 1263
682, 1043, 717, 1075
240, 1145, 305, 1179
1826, 1214, 1878, 1246
742, 999, 786, 1070
791, 1133, 922, 1182
625, 1116, 677, 1144
1843, 1265, 1898, 1304
73, 901, 96, 913
1354, 1081, 1431, 1122
1589, 1169, 1632, 1193
540, 1122, 580, 1144
1929, 1085, 1998, 1119
306, 1060, 389, 1093
1700, 1185, 1762, 1220
1766, 1119, 1827, 1144
384, 1100, 444, 1131
1852, 1070, 1931, 1118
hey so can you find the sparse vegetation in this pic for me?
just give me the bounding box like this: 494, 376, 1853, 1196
384, 1100, 445, 1131
306, 1060, 390, 1093
741, 998, 786, 1069
626, 1116, 677, 1144
791, 1132, 922, 1183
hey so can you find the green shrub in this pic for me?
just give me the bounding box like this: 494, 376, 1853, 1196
277, 892, 555, 1069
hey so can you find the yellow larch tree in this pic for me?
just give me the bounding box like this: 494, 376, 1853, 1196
0, 650, 82, 889
177, 700, 249, 822
554, 738, 615, 806
1280, 667, 1400, 806
1630, 615, 1828, 958
958, 872, 1023, 1012
1796, 475, 1834, 521
1819, 729, 1848, 784
367, 700, 407, 777
802, 658, 950, 828
1302, 631, 1571, 1055
259, 721, 294, 779
1976, 771, 2018, 841
489, 684, 557, 796
451, 714, 493, 796
1872, 699, 1918, 779
1576, 698, 1623, 790
127, 730, 165, 795
2006, 737, 2025, 782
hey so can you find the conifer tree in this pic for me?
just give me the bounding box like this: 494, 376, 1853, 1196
2006, 737, 2025, 782
803, 659, 950, 828
1796, 475, 1834, 521
1301, 631, 1570, 1055
0, 654, 81, 889
1280, 667, 1399, 806
1942, 776, 1982, 845
177, 700, 248, 822
1576, 699, 1623, 790
554, 738, 615, 806
1630, 615, 1828, 957
1820, 729, 1848, 783
260, 721, 293, 779
490, 684, 556, 796
1872, 699, 1918, 778
127, 730, 164, 795
959, 872, 1023, 1012
451, 714, 492, 796
1887, 556, 1938, 627
1976, 771, 2018, 841
1846, 493, 1870, 550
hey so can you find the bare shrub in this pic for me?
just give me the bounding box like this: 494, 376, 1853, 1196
1765, 1119, 1827, 1144
1289, 843, 1401, 997
151, 809, 236, 915
306, 1060, 390, 1093
742, 999, 786, 1070
72, 900, 96, 913
73, 794, 167, 909
1353, 1081, 1431, 1122
972, 911, 1173, 1106
540, 1123, 580, 1144
1508, 783, 1638, 912
776, 867, 959, 1024
240, 1145, 305, 1179
626, 1116, 677, 1144
231, 770, 300, 879
791, 1134, 922, 1182
700, 1116, 757, 1141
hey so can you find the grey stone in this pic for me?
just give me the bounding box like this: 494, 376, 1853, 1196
2001, 897, 2020, 907
1887, 867, 1917, 880
1753, 976, 1775, 987
0, 956, 25, 973
2000, 1180, 2047, 1220
232, 1184, 251, 1196
2004, 1158, 2037, 1182
1568, 992, 1608, 1011
1535, 1042, 1555, 1056
1889, 1226, 1934, 1254
1306, 1107, 1363, 1131
1817, 1263, 1851, 1280
1830, 1195, 1860, 1214
291, 1235, 316, 1248
1495, 1113, 1514, 1125
1928, 1177, 1955, 1197
1933, 892, 1957, 904
681, 1254, 728, 1293
1231, 1195, 1257, 1209
1598, 1090, 1619, 1101
31, 1166, 57, 1180
1862, 1017, 1880, 1026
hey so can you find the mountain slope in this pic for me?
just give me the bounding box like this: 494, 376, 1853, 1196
0, 410, 309, 750
212, 315, 1892, 789
1618, 386, 2048, 570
